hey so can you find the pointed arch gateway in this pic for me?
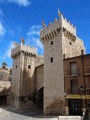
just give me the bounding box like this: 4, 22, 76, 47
36, 87, 44, 110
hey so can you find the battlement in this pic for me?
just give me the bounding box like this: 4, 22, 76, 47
40, 9, 76, 43
40, 19, 61, 44
41, 16, 76, 33
41, 18, 61, 33
40, 18, 61, 41
11, 44, 37, 58
62, 16, 76, 36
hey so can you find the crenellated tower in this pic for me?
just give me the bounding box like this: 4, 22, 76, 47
11, 39, 37, 109
40, 9, 85, 115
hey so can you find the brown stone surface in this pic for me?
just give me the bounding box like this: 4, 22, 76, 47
0, 81, 10, 93
45, 98, 65, 115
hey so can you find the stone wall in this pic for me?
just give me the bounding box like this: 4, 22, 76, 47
40, 11, 85, 115
62, 36, 85, 58
11, 55, 21, 109
0, 81, 10, 93
11, 44, 37, 110
45, 98, 65, 115
41, 24, 65, 115
0, 69, 10, 81
35, 55, 44, 67
19, 53, 36, 96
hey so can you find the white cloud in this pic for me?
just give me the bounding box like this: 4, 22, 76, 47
35, 38, 43, 49
0, 0, 31, 7
6, 42, 14, 58
1, 42, 14, 61
27, 25, 40, 36
0, 21, 6, 36
28, 37, 43, 49
27, 25, 44, 54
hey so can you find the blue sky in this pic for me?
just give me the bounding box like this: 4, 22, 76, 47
0, 0, 90, 67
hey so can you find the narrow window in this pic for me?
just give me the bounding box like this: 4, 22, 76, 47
50, 57, 53, 63
51, 41, 53, 45
16, 65, 17, 69
70, 62, 77, 75
28, 65, 31, 69
70, 42, 72, 45
71, 79, 78, 94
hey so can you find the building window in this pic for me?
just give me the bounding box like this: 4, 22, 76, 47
70, 62, 78, 76
50, 57, 53, 63
71, 79, 78, 94
28, 65, 31, 69
70, 42, 72, 45
51, 41, 53, 45
16, 65, 17, 69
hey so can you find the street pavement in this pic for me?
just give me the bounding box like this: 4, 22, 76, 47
0, 106, 58, 120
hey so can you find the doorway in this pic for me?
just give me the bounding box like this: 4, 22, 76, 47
69, 99, 82, 115
0, 96, 7, 105
37, 87, 43, 109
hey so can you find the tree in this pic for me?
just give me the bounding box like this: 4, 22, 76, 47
2, 62, 7, 69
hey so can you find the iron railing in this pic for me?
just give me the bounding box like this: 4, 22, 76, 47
65, 68, 90, 76
67, 88, 90, 95
68, 89, 80, 94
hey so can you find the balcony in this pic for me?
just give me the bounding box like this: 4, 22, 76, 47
67, 88, 90, 95
84, 68, 90, 75
68, 89, 80, 94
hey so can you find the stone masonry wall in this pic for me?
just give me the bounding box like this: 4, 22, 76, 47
41, 28, 65, 115
11, 44, 37, 110
11, 55, 21, 109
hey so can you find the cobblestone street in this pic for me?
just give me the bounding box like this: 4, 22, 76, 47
0, 106, 58, 120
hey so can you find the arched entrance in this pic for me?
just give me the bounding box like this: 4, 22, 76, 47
37, 87, 43, 109
0, 95, 7, 105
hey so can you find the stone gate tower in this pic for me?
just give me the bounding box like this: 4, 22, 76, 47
40, 10, 85, 114
11, 39, 37, 109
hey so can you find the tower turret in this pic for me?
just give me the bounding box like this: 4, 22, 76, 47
11, 39, 37, 109
40, 9, 85, 115
40, 10, 65, 115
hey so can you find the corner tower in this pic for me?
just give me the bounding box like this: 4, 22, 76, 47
11, 39, 37, 109
40, 10, 85, 115
40, 11, 65, 115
